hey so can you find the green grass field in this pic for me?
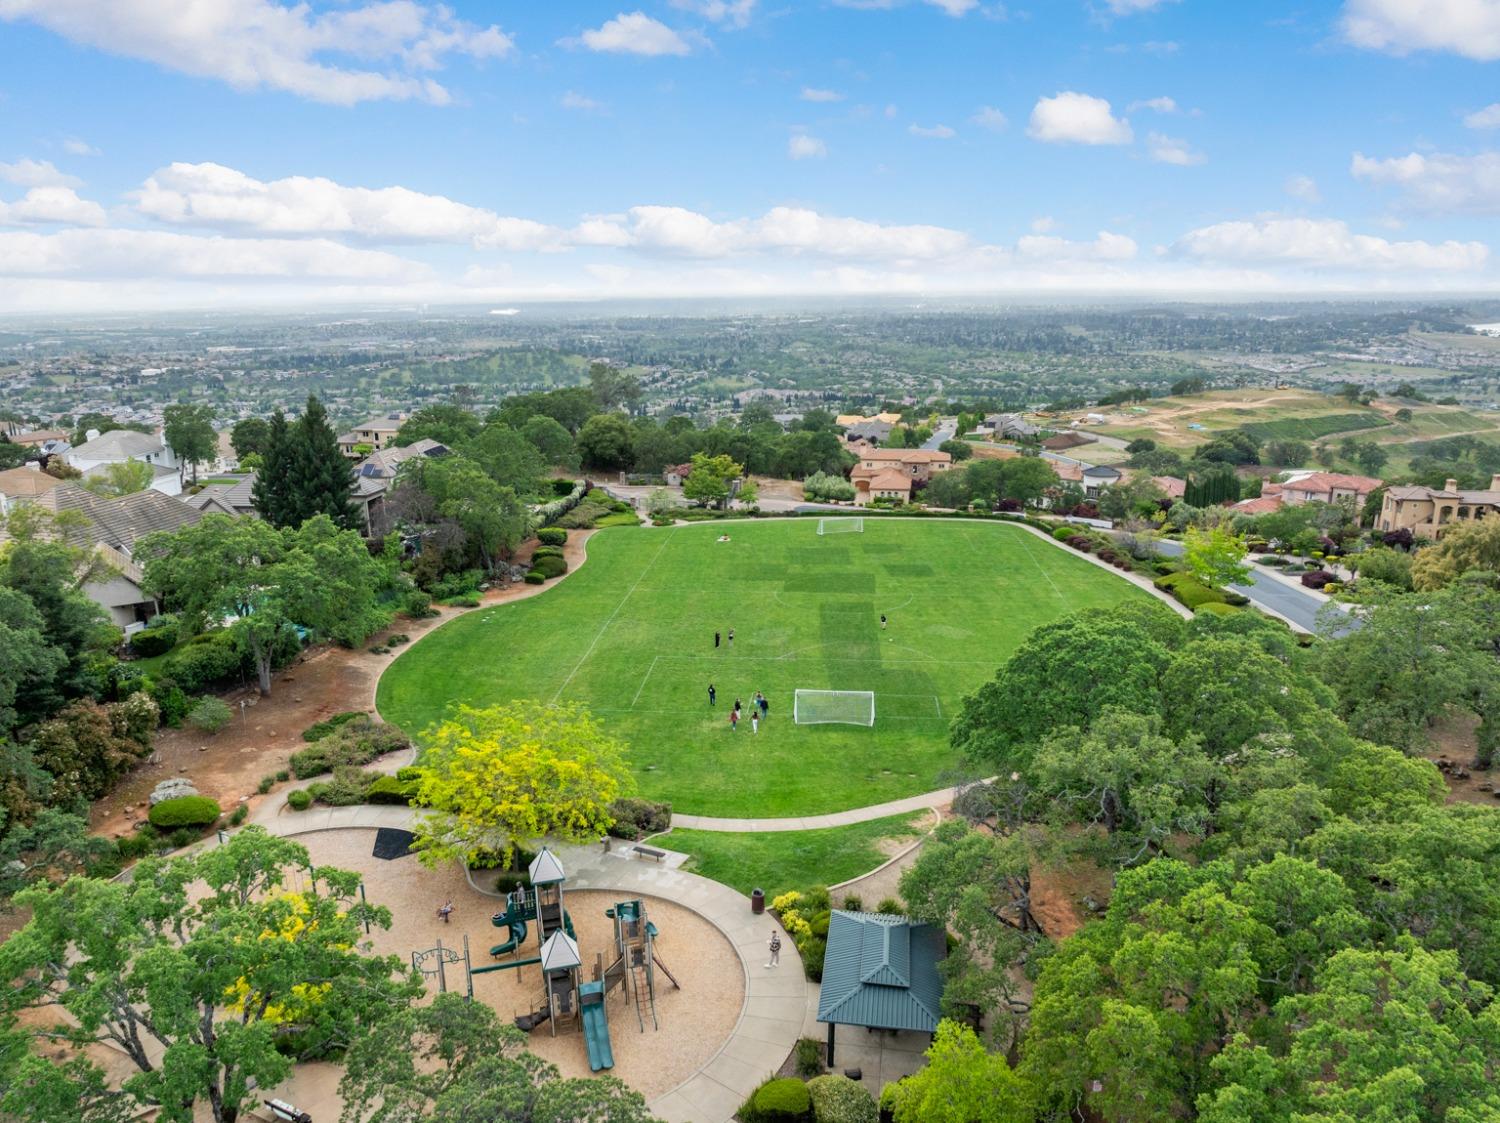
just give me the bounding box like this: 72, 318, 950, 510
378, 519, 1150, 817
661, 813, 926, 896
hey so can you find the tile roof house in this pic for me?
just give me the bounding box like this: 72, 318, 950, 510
816, 910, 945, 1066
1378, 475, 1500, 540
66, 429, 182, 495
336, 414, 406, 458
0, 482, 204, 627
183, 470, 391, 538
1152, 475, 1187, 500
849, 448, 953, 506
0, 466, 65, 513
1279, 471, 1383, 508
844, 420, 895, 445
355, 438, 449, 480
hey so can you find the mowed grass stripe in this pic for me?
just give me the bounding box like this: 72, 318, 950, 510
377, 519, 1150, 817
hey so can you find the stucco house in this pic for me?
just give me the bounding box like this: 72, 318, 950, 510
849, 448, 952, 506
1082, 465, 1122, 499
1279, 471, 1383, 510
65, 429, 182, 496
336, 414, 405, 458
1378, 475, 1500, 540
0, 465, 65, 514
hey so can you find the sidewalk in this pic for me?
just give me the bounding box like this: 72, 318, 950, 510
671, 785, 959, 832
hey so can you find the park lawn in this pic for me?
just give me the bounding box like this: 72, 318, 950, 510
661, 813, 926, 896
378, 518, 1151, 817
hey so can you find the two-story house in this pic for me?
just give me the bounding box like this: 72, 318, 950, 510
1378, 475, 1500, 540
849, 448, 953, 506
65, 428, 182, 496
336, 414, 406, 458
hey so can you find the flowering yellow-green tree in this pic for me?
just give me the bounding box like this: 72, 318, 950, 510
412, 702, 633, 868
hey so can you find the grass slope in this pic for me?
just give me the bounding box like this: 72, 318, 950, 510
661, 813, 925, 896
378, 519, 1149, 817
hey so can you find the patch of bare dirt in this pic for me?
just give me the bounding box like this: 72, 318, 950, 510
87, 531, 596, 842
1029, 858, 1114, 942
1423, 712, 1500, 807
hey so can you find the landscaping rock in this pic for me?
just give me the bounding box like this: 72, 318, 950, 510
150, 778, 199, 806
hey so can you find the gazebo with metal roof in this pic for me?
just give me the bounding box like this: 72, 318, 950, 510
816, 910, 945, 1066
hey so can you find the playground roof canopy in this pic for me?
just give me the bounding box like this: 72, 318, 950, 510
540, 930, 582, 973
529, 847, 567, 886
817, 911, 945, 1034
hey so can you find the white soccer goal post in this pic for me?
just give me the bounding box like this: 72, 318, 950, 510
817, 517, 864, 535
794, 690, 876, 727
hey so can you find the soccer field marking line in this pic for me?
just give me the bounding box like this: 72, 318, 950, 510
550, 529, 676, 704
629, 655, 662, 709
1015, 531, 1066, 602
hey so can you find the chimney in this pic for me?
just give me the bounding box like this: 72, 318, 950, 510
1492, 474, 1500, 492
1446, 478, 1459, 493
85, 428, 100, 442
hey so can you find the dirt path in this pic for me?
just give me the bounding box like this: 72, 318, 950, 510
88, 531, 596, 841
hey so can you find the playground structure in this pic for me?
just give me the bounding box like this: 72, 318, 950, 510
596, 899, 681, 1032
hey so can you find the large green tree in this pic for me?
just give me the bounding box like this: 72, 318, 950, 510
139, 514, 393, 695
519, 414, 577, 469
460, 424, 546, 496
575, 413, 634, 473
415, 457, 528, 573
890, 1021, 1033, 1123
285, 396, 355, 529
395, 404, 483, 449
162, 403, 217, 485
0, 828, 419, 1123
249, 408, 293, 526
228, 417, 270, 460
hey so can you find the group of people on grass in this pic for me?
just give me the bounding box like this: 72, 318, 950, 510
708, 684, 768, 733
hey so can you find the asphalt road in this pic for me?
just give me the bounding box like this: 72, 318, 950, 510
922, 421, 957, 450
1150, 538, 1357, 634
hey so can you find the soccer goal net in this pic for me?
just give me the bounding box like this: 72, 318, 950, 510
794, 690, 876, 727
817, 517, 863, 535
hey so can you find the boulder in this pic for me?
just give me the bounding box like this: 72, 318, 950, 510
150, 778, 199, 806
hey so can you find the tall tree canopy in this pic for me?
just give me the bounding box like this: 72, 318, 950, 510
161, 402, 217, 485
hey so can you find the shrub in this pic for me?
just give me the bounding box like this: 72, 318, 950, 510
168, 827, 199, 849
288, 716, 409, 779
148, 795, 222, 829
396, 765, 425, 782
308, 766, 381, 806
164, 634, 243, 692
129, 625, 177, 657
752, 1078, 812, 1121
1257, 555, 1287, 566
229, 804, 248, 826
809, 911, 831, 939
116, 830, 159, 861
187, 696, 234, 734
607, 797, 672, 840
286, 789, 313, 811
532, 545, 565, 559
428, 569, 483, 599
302, 711, 369, 743
530, 554, 568, 579
257, 774, 276, 795
439, 592, 482, 608
1301, 570, 1337, 590
365, 775, 419, 805
807, 1075, 877, 1123
275, 769, 290, 782
1051, 526, 1075, 542
841, 894, 863, 911
876, 897, 903, 915
795, 1036, 824, 1079
524, 571, 546, 585
878, 1081, 906, 1120
402, 588, 434, 618
1195, 602, 1242, 617
551, 478, 577, 498
799, 937, 827, 981
1153, 571, 1228, 610
537, 527, 568, 546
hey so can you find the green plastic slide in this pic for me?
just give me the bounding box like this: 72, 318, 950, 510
578, 980, 614, 1071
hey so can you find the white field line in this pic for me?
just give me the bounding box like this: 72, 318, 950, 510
1014, 529, 1065, 602
629, 655, 662, 709
551, 529, 675, 703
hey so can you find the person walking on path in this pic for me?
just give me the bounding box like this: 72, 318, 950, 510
881, 614, 887, 630
766, 930, 781, 968
751, 711, 759, 734
730, 707, 739, 732
715, 630, 721, 649
708, 683, 716, 706
728, 628, 735, 648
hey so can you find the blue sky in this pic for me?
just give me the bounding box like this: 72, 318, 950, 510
1, 0, 1499, 311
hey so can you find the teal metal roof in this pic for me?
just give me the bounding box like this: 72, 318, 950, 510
817, 911, 945, 1034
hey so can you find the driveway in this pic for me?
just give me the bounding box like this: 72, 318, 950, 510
1151, 539, 1357, 635
922, 421, 956, 450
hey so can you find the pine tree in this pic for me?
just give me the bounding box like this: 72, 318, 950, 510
287, 395, 355, 530
250, 409, 293, 526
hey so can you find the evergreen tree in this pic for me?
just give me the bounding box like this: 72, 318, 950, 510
250, 409, 293, 526
287, 395, 355, 530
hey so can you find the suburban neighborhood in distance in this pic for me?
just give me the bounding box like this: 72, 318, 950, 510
6, 3, 1500, 1122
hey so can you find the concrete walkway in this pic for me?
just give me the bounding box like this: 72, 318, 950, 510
251, 800, 810, 1123
672, 784, 959, 832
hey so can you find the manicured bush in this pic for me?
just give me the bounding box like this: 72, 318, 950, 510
876, 897, 903, 915
752, 1078, 812, 1121
1051, 526, 1075, 542
229, 804, 248, 826
524, 571, 546, 585
365, 775, 418, 805
289, 716, 409, 779
795, 1036, 824, 1078
286, 789, 313, 811
530, 554, 568, 579
439, 592, 482, 608
1154, 571, 1229, 610
537, 527, 567, 546
302, 711, 368, 742
164, 634, 243, 692
841, 894, 863, 911
607, 797, 672, 840
257, 774, 276, 794
1257, 555, 1288, 566
148, 795, 222, 829
1194, 602, 1242, 617
129, 625, 177, 657
551, 478, 577, 497
187, 696, 234, 734
308, 766, 382, 806
1301, 570, 1337, 590
808, 1074, 877, 1123
532, 544, 565, 558
395, 765, 425, 782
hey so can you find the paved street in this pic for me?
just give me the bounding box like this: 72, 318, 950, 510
1151, 538, 1357, 634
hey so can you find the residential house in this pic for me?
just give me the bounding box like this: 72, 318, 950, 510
985, 413, 1040, 440
1152, 476, 1187, 501
0, 481, 203, 627
1081, 465, 1122, 499
849, 448, 952, 506
836, 412, 904, 428
1278, 471, 1383, 510
355, 438, 449, 480
0, 465, 66, 514
844, 420, 895, 445
336, 414, 405, 458
183, 470, 392, 538
5, 428, 69, 448
66, 429, 182, 496
1377, 475, 1500, 540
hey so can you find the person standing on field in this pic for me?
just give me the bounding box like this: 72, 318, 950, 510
751, 710, 759, 734
881, 614, 887, 630
708, 684, 716, 706
730, 707, 739, 732
728, 628, 734, 648
715, 631, 721, 649
757, 691, 768, 720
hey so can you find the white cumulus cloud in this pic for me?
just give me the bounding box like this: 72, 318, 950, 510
0, 0, 513, 105
788, 134, 828, 159
1173, 216, 1488, 271
1341, 0, 1500, 61
573, 12, 693, 55
1147, 132, 1205, 165
1466, 103, 1500, 129
0, 186, 107, 227
0, 158, 81, 189
971, 106, 1009, 131
1352, 150, 1500, 214
1027, 92, 1133, 145
909, 123, 956, 138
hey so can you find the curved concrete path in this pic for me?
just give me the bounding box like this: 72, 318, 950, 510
251, 798, 809, 1123
671, 782, 958, 832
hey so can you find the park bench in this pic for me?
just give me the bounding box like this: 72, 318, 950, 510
632, 844, 666, 863
265, 1100, 312, 1123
